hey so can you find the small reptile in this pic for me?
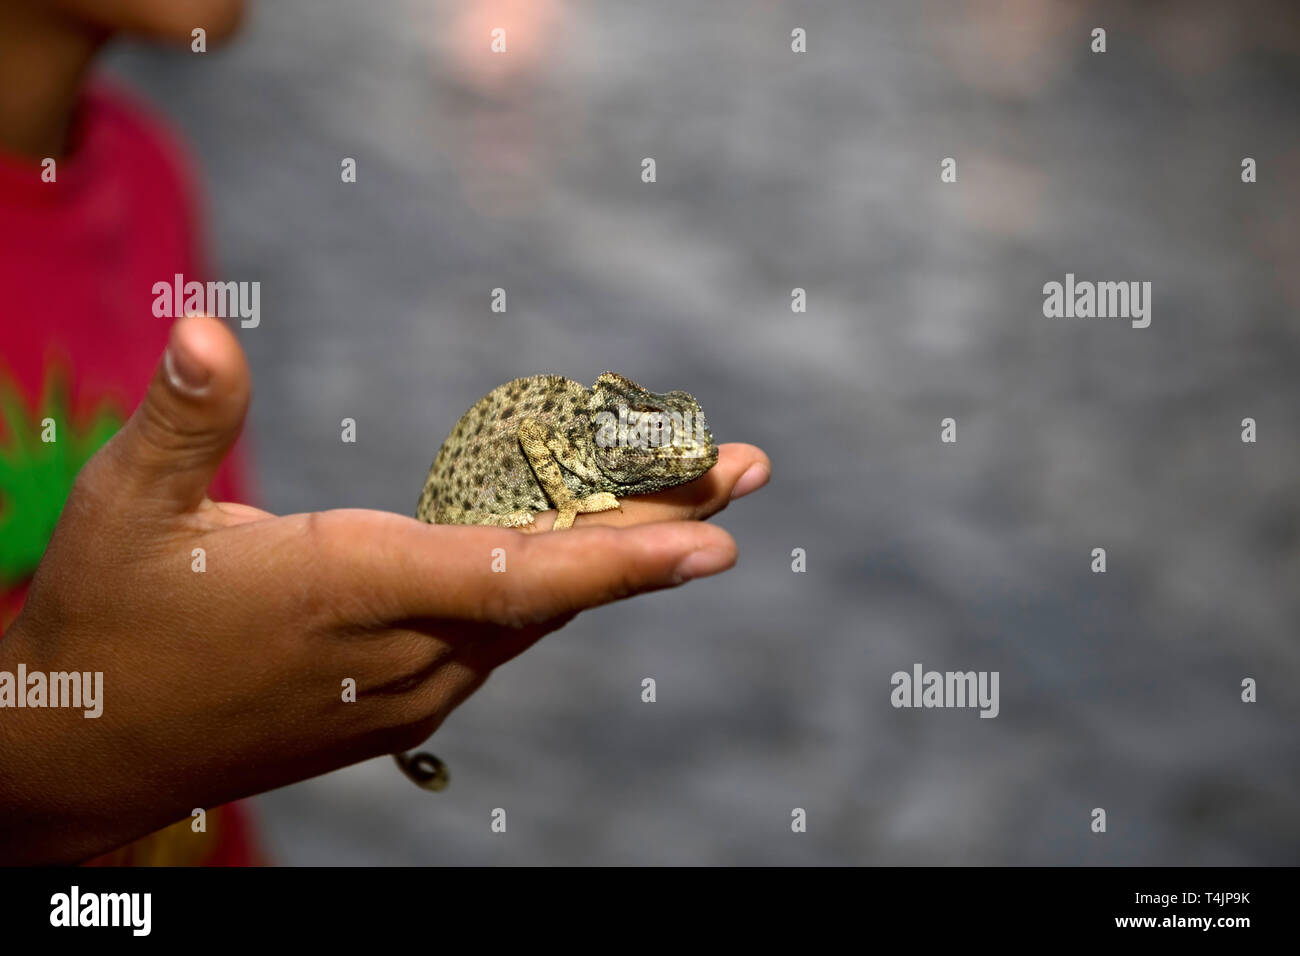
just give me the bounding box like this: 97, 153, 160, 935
394, 371, 719, 790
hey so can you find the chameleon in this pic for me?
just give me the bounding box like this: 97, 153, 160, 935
394, 371, 719, 790
416, 371, 718, 530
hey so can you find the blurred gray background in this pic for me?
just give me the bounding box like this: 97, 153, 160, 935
108, 0, 1299, 864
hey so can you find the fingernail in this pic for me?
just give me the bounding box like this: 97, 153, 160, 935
164, 325, 211, 396
673, 548, 734, 582
730, 462, 770, 500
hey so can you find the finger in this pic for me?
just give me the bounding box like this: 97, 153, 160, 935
311, 510, 738, 626
529, 443, 770, 530
93, 315, 251, 515
198, 498, 275, 525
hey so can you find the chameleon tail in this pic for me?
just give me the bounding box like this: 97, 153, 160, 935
393, 750, 451, 791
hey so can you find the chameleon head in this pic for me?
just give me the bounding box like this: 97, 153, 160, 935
588, 371, 719, 490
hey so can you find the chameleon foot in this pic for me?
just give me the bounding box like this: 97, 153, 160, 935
502, 511, 536, 529
553, 492, 621, 530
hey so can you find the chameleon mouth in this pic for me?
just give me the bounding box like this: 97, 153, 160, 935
659, 435, 716, 460
645, 433, 717, 471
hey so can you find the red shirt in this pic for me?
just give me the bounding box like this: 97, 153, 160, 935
0, 78, 260, 865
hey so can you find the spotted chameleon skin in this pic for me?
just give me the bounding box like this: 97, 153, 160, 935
416, 372, 718, 529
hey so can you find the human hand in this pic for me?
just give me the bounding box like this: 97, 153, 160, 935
0, 316, 766, 864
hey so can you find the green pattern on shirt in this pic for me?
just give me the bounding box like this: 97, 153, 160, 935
0, 368, 122, 586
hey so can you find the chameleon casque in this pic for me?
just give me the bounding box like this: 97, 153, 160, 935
394, 371, 719, 790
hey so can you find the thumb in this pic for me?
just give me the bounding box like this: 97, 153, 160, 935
102, 315, 251, 514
